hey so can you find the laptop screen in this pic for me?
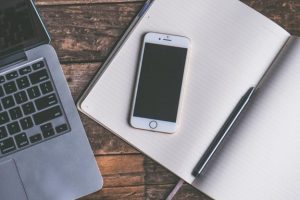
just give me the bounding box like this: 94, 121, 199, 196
0, 0, 49, 59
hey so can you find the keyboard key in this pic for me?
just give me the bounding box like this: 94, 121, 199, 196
2, 96, 15, 109
35, 94, 58, 110
27, 86, 41, 99
19, 66, 31, 75
55, 124, 68, 133
0, 126, 7, 139
3, 81, 17, 94
14, 91, 28, 104
0, 76, 5, 83
40, 123, 52, 131
9, 107, 23, 120
29, 69, 49, 84
6, 71, 18, 80
41, 123, 55, 138
42, 128, 55, 138
0, 112, 9, 125
22, 102, 35, 115
20, 117, 33, 130
33, 106, 62, 125
0, 86, 4, 97
32, 61, 45, 70
0, 138, 16, 154
7, 121, 21, 135
41, 123, 53, 135
29, 133, 42, 143
15, 132, 29, 148
16, 76, 30, 89
40, 81, 53, 94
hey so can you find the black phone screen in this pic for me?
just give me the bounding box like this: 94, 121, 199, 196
133, 43, 188, 122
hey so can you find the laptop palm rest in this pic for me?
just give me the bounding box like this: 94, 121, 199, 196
0, 159, 28, 200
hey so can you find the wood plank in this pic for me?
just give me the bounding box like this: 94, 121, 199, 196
243, 0, 300, 35
80, 113, 139, 154
38, 3, 143, 63
79, 186, 145, 200
145, 184, 210, 200
172, 184, 211, 200
89, 155, 178, 188
97, 155, 145, 187
62, 63, 100, 100
144, 157, 210, 199
81, 184, 210, 200
82, 184, 211, 200
36, 0, 145, 6
143, 157, 178, 185
80, 155, 145, 199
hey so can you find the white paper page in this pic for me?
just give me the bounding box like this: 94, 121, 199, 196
194, 37, 300, 199
80, 0, 289, 184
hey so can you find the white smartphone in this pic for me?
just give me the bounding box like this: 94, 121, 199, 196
130, 32, 190, 134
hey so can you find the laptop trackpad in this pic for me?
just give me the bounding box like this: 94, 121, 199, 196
0, 159, 28, 200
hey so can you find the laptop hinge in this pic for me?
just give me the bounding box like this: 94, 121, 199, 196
0, 51, 27, 68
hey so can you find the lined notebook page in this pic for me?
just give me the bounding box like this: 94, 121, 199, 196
80, 0, 289, 184
194, 37, 300, 199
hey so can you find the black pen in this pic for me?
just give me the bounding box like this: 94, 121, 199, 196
192, 87, 256, 177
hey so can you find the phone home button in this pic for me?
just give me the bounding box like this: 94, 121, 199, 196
149, 121, 158, 129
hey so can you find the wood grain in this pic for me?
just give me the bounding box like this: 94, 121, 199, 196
80, 155, 145, 200
244, 0, 300, 35
36, 0, 145, 6
36, 0, 300, 199
37, 0, 300, 64
97, 155, 145, 187
39, 3, 143, 63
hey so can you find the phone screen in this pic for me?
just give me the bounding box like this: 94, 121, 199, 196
133, 43, 188, 122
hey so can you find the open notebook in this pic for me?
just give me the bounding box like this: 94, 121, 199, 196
78, 0, 300, 199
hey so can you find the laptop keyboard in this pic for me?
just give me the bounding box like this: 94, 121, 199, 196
0, 59, 70, 157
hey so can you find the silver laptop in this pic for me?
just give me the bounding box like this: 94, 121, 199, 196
0, 0, 103, 199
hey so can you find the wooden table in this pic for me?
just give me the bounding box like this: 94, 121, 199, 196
35, 0, 300, 199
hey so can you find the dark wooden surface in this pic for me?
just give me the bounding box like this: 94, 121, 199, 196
35, 0, 300, 199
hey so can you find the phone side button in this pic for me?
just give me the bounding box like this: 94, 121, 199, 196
149, 121, 158, 129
